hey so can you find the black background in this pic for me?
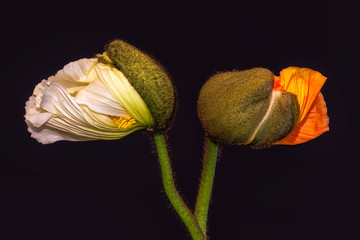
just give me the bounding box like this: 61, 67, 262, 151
3, 1, 359, 239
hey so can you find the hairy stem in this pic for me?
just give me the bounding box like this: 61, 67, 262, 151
153, 133, 205, 240
194, 138, 218, 236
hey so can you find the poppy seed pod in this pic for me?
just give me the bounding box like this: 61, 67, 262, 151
98, 40, 177, 132
197, 68, 300, 148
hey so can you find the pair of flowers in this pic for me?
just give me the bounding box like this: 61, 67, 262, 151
25, 40, 329, 147
24, 40, 329, 239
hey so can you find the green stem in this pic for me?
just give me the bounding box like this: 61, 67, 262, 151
194, 137, 218, 236
153, 133, 205, 240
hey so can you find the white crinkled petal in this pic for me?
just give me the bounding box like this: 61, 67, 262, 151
25, 58, 154, 144
26, 120, 90, 144
26, 81, 144, 144
51, 58, 98, 94
25, 94, 87, 143
57, 58, 98, 83
33, 79, 47, 95
41, 81, 118, 131
25, 96, 52, 127
95, 63, 154, 127
26, 112, 53, 128
74, 78, 130, 117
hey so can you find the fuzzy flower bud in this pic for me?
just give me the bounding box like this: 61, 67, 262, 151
198, 67, 329, 148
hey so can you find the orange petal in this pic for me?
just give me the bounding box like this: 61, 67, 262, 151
273, 67, 327, 123
274, 92, 329, 145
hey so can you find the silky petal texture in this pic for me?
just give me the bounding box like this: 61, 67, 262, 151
26, 121, 91, 143
26, 81, 143, 144
274, 92, 329, 145
25, 96, 53, 127
74, 78, 130, 117
26, 90, 91, 143
48, 58, 98, 94
273, 67, 327, 123
95, 63, 154, 127
25, 58, 152, 144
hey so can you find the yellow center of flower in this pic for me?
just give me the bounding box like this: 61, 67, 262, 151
110, 116, 136, 129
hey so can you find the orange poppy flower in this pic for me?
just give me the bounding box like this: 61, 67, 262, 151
273, 67, 329, 145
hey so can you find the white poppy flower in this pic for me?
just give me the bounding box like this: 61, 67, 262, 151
25, 40, 177, 144
25, 58, 154, 144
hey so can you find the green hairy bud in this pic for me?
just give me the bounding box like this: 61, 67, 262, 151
197, 68, 300, 148
98, 39, 177, 132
